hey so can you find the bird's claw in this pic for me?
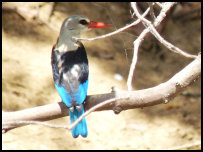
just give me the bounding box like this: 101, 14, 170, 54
76, 105, 82, 112
69, 106, 74, 113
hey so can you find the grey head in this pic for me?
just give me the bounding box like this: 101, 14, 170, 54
57, 15, 90, 51
60, 15, 90, 37
56, 15, 111, 52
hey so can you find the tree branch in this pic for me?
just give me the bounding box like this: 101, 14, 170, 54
131, 2, 197, 59
2, 54, 201, 133
72, 7, 150, 41
127, 2, 176, 91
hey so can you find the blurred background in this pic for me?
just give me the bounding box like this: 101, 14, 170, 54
2, 2, 201, 150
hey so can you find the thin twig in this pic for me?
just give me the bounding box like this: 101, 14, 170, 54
73, 8, 150, 42
131, 2, 197, 59
127, 2, 176, 91
155, 2, 163, 8
3, 120, 70, 130
69, 98, 117, 130
3, 98, 118, 131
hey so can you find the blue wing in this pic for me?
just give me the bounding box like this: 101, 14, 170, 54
55, 84, 73, 107
55, 78, 89, 107
73, 78, 89, 105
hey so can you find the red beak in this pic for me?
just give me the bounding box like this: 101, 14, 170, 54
88, 21, 111, 29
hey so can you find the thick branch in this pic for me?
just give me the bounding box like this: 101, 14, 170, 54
2, 54, 201, 132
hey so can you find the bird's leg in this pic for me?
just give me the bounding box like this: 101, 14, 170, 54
76, 105, 82, 112
69, 106, 74, 113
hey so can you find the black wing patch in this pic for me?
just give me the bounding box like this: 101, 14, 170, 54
51, 42, 89, 94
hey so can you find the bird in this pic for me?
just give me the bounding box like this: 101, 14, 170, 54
51, 15, 111, 138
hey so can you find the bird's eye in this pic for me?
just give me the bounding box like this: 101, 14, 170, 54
79, 19, 88, 25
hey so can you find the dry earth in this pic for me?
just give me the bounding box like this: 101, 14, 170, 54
2, 2, 201, 150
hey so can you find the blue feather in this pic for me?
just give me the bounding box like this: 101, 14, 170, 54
54, 79, 88, 138
69, 106, 88, 138
74, 79, 89, 105
55, 84, 73, 107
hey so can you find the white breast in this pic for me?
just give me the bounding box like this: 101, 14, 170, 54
70, 65, 81, 77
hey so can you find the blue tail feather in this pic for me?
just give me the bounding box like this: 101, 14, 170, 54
69, 106, 88, 138
79, 107, 88, 137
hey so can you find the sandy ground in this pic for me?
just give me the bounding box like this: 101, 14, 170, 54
2, 2, 201, 150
